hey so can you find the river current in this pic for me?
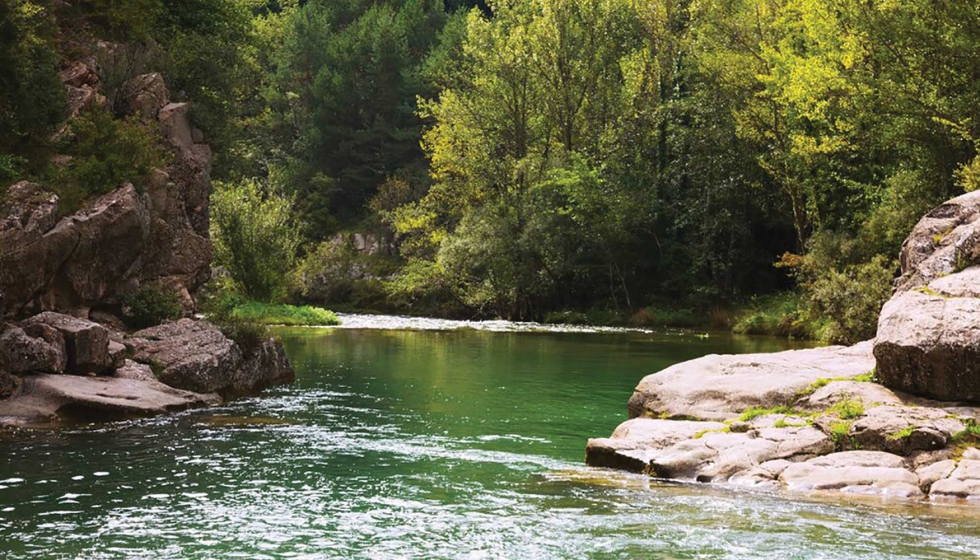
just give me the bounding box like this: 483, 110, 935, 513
1, 315, 979, 559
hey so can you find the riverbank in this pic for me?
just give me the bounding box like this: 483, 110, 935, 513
587, 190, 980, 503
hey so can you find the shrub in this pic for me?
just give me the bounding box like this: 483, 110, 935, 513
0, 154, 26, 185
121, 287, 182, 329
55, 106, 166, 211
732, 293, 811, 338
210, 178, 304, 302
218, 320, 270, 354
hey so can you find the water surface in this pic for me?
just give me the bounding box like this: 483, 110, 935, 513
1, 322, 978, 559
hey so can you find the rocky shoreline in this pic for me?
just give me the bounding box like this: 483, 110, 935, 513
0, 53, 294, 427
588, 190, 980, 502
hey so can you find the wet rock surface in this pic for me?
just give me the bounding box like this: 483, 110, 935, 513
0, 373, 219, 425
0, 314, 293, 426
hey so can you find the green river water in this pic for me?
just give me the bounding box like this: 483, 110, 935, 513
1, 316, 980, 559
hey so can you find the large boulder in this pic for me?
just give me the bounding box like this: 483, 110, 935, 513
128, 319, 293, 397
875, 190, 980, 401
875, 272, 980, 401
0, 324, 66, 373
21, 312, 111, 374
626, 341, 876, 421
0, 373, 218, 425
895, 190, 980, 292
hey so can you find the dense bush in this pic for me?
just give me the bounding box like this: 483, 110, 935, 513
210, 178, 304, 302
55, 105, 166, 211
121, 287, 183, 329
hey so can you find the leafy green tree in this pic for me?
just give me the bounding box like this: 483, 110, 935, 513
210, 178, 305, 302
0, 0, 64, 163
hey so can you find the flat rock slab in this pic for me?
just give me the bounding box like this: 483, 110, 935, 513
627, 341, 875, 421
586, 417, 832, 482
0, 373, 219, 426
586, 418, 725, 473
779, 451, 923, 498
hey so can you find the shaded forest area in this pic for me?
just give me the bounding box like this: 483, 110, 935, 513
3, 0, 980, 342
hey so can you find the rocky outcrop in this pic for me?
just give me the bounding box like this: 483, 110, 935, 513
587, 342, 980, 501
626, 342, 875, 421
0, 313, 293, 426
0, 60, 211, 319
0, 324, 66, 374
128, 319, 294, 397
895, 190, 980, 292
875, 190, 980, 401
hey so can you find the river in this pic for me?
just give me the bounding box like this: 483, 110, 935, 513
1, 315, 979, 558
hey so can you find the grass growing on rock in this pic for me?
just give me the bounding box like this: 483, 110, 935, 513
796, 370, 877, 399
829, 419, 855, 450
950, 422, 980, 460
694, 426, 731, 439
828, 399, 865, 420
229, 302, 340, 326
738, 405, 802, 423
888, 426, 915, 440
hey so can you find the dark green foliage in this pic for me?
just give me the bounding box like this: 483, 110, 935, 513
55, 105, 166, 211
121, 287, 183, 330
218, 320, 270, 354
0, 0, 64, 161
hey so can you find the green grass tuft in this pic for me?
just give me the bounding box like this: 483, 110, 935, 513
738, 405, 800, 423
888, 426, 915, 440
829, 419, 854, 450
694, 426, 731, 439
828, 399, 865, 420
229, 301, 341, 326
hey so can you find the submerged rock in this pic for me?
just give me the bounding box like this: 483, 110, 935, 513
626, 342, 875, 421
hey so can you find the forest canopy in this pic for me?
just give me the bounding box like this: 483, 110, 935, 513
3, 0, 980, 342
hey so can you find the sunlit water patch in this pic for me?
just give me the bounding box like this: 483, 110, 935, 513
1, 325, 978, 559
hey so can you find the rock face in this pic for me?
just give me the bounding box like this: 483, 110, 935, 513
875, 190, 980, 401
0, 324, 66, 374
626, 341, 875, 421
0, 64, 211, 319
129, 319, 295, 397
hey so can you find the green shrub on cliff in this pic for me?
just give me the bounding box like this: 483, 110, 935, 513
55, 106, 166, 211
0, 0, 64, 160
